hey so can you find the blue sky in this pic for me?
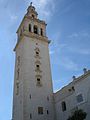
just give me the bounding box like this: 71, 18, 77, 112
0, 0, 90, 120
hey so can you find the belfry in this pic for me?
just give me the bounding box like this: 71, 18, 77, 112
12, 3, 55, 120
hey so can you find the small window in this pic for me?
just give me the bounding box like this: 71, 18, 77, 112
37, 78, 41, 85
36, 65, 40, 70
61, 101, 66, 111
47, 96, 49, 101
35, 48, 40, 57
29, 24, 31, 32
36, 51, 39, 56
20, 29, 22, 36
76, 94, 83, 103
34, 25, 38, 34
38, 107, 43, 114
17, 68, 20, 80
16, 82, 19, 95
32, 14, 34, 19
36, 77, 42, 86
72, 86, 75, 91
41, 28, 43, 36
29, 94, 31, 99
47, 110, 49, 114
17, 56, 20, 66
30, 113, 32, 119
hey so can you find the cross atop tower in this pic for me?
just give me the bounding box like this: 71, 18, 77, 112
27, 2, 38, 19
15, 3, 48, 47
30, 2, 33, 6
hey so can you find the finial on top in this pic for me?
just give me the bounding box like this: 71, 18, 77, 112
83, 68, 87, 74
30, 2, 33, 6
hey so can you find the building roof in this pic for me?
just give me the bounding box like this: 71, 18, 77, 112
54, 69, 90, 102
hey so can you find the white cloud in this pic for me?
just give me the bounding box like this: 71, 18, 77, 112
60, 57, 79, 71
68, 31, 90, 39
8, 11, 18, 22
26, 0, 55, 20
10, 15, 18, 21
67, 46, 90, 55
68, 33, 79, 38
76, 48, 90, 55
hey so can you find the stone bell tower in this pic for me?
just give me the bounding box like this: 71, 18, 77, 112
12, 3, 55, 120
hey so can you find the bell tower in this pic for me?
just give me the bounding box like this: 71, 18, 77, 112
12, 3, 55, 120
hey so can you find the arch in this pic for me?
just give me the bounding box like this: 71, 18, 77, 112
34, 25, 38, 34
40, 28, 43, 36
61, 101, 66, 111
32, 14, 35, 19
29, 24, 31, 32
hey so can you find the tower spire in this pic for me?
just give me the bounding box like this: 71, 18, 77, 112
26, 2, 38, 19
30, 2, 33, 6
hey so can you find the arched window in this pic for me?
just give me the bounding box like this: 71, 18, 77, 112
34, 25, 38, 34
40, 28, 43, 36
29, 24, 31, 32
61, 101, 66, 111
32, 14, 35, 19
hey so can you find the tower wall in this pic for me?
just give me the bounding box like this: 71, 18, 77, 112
12, 4, 55, 120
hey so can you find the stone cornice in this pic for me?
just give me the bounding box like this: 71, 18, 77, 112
16, 14, 47, 33
54, 70, 90, 94
25, 15, 47, 26
73, 70, 90, 84
14, 32, 50, 51
23, 31, 49, 42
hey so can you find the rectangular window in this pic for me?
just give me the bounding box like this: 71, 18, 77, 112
61, 101, 66, 111
37, 78, 41, 85
36, 51, 39, 56
38, 107, 43, 114
16, 82, 19, 95
30, 113, 32, 119
29, 94, 31, 99
76, 94, 83, 103
29, 24, 31, 32
17, 68, 20, 80
47, 110, 49, 114
36, 65, 40, 69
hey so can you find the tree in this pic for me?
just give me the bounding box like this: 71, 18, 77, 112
67, 109, 87, 120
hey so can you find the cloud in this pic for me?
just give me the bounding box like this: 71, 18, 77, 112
60, 57, 79, 71
10, 14, 18, 21
25, 0, 56, 20
67, 45, 90, 55
74, 48, 90, 55
68, 31, 90, 39
49, 32, 79, 71
68, 33, 79, 38
79, 49, 90, 55
66, 31, 90, 55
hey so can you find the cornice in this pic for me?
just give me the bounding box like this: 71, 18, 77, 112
25, 15, 47, 26
54, 70, 90, 94
16, 14, 47, 33
73, 70, 90, 84
14, 32, 50, 51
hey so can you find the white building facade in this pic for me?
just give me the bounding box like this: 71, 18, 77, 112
12, 3, 90, 120
54, 69, 90, 120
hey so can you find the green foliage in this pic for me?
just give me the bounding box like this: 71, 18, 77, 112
67, 109, 87, 120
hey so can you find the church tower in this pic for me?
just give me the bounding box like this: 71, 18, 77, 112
12, 3, 55, 120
